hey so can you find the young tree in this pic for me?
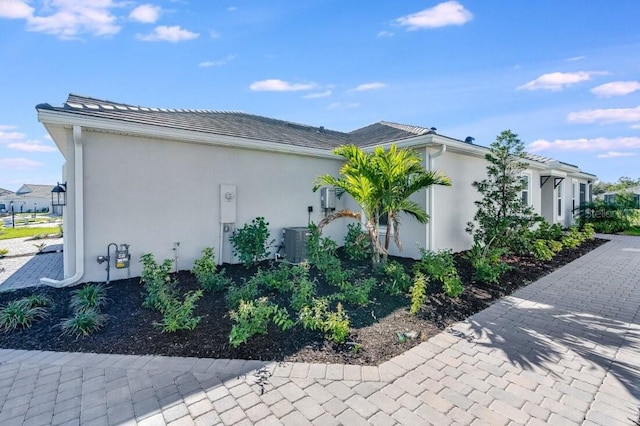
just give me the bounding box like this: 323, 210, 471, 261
466, 130, 539, 252
314, 144, 451, 265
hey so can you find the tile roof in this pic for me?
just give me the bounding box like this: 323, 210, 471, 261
37, 94, 428, 150
0, 188, 14, 197
16, 184, 54, 198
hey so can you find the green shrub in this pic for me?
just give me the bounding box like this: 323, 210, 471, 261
230, 217, 274, 267
0, 298, 48, 332
299, 298, 350, 344
60, 309, 107, 337
324, 263, 353, 287
229, 297, 294, 347
254, 263, 294, 293
409, 272, 428, 315
532, 239, 554, 261
465, 243, 511, 284
416, 249, 463, 298
307, 224, 339, 270
290, 276, 317, 311
534, 221, 564, 241
193, 247, 231, 291
226, 277, 260, 310
70, 284, 107, 313
336, 277, 375, 306
25, 294, 51, 308
140, 254, 176, 311
0, 248, 8, 257
378, 260, 412, 296
155, 290, 203, 333
561, 227, 583, 249
343, 223, 371, 261
581, 223, 595, 240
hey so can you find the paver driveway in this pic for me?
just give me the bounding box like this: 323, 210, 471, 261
0, 235, 638, 425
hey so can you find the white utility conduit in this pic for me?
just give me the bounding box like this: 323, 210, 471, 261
41, 125, 85, 287
427, 145, 446, 251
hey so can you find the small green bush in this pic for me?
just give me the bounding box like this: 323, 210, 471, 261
532, 239, 555, 261
343, 223, 371, 261
416, 249, 463, 298
299, 298, 350, 344
229, 297, 294, 347
561, 227, 583, 249
290, 276, 317, 312
60, 309, 107, 337
226, 277, 260, 310
465, 244, 511, 284
155, 290, 203, 333
254, 263, 294, 293
0, 248, 8, 257
378, 260, 412, 296
230, 217, 274, 267
140, 254, 176, 311
70, 284, 108, 313
193, 247, 231, 291
336, 278, 375, 306
581, 223, 595, 241
409, 272, 428, 315
0, 298, 48, 332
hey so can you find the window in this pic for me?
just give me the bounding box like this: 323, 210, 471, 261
572, 180, 577, 212
520, 174, 531, 206
557, 181, 563, 218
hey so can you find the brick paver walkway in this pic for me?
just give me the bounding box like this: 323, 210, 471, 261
0, 235, 638, 425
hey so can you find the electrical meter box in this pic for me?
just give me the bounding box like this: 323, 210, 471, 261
320, 187, 336, 210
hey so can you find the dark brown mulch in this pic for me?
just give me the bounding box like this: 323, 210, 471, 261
0, 238, 607, 365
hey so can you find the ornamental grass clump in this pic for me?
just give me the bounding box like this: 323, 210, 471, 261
0, 296, 49, 332
61, 284, 109, 337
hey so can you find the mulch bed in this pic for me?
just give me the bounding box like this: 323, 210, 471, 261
0, 238, 607, 366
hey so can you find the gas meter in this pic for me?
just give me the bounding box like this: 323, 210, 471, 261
115, 244, 130, 269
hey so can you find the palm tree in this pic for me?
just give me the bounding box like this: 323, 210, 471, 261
314, 144, 451, 265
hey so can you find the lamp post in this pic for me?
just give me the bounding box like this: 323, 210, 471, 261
9, 201, 14, 228
33, 203, 37, 218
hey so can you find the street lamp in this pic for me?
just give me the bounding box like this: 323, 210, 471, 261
33, 203, 37, 218
9, 201, 14, 228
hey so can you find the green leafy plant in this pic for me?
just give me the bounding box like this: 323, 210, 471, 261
336, 278, 375, 306
193, 247, 231, 292
0, 248, 8, 257
253, 263, 295, 293
378, 260, 412, 296
409, 272, 428, 315
60, 309, 107, 337
33, 242, 47, 253
416, 249, 463, 298
226, 277, 260, 310
532, 239, 555, 261
299, 298, 350, 344
229, 297, 293, 347
561, 226, 584, 249
70, 284, 108, 313
290, 275, 317, 312
465, 243, 511, 284
25, 294, 51, 308
230, 217, 274, 267
581, 223, 595, 240
0, 298, 48, 332
343, 223, 371, 261
154, 290, 203, 332
140, 253, 176, 311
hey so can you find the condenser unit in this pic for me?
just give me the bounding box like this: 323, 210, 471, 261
283, 227, 310, 263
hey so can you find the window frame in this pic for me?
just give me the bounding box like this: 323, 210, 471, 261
520, 172, 532, 207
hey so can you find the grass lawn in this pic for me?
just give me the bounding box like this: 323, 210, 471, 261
0, 227, 61, 240
622, 226, 640, 236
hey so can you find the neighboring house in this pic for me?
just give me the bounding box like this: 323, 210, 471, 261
36, 94, 596, 286
0, 185, 53, 215
600, 186, 640, 208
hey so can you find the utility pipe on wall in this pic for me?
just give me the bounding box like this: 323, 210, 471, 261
41, 125, 85, 287
427, 145, 446, 251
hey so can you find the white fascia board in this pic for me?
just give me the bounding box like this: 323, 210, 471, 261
37, 110, 341, 160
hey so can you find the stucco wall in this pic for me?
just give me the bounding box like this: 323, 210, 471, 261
74, 130, 346, 283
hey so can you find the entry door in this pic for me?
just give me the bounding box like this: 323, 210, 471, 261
579, 183, 586, 207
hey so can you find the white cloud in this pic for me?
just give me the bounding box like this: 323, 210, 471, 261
227, 6, 237, 12
137, 25, 199, 42
597, 151, 637, 159
565, 55, 585, 62
303, 90, 332, 99
327, 102, 360, 110
130, 4, 161, 23
249, 79, 317, 92
0, 158, 43, 170
528, 136, 640, 152
396, 1, 473, 30
0, 130, 27, 143
567, 106, 640, 125
518, 71, 607, 91
377, 30, 394, 38
351, 82, 387, 92
209, 30, 220, 39
0, 0, 34, 19
199, 55, 235, 68
7, 142, 58, 153
591, 81, 640, 98
26, 0, 122, 39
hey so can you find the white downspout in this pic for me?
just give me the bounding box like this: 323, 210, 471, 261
41, 125, 84, 287
427, 145, 446, 251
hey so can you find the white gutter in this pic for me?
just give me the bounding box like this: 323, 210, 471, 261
427, 145, 446, 251
41, 125, 84, 287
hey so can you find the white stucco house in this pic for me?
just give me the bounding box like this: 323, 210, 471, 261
36, 94, 595, 286
0, 184, 53, 215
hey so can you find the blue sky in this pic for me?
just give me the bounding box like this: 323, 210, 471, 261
1, 1, 639, 191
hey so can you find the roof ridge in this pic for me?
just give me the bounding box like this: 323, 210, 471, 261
379, 120, 433, 136
66, 94, 243, 115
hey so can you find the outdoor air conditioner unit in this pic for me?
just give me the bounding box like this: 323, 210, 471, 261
283, 227, 310, 263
